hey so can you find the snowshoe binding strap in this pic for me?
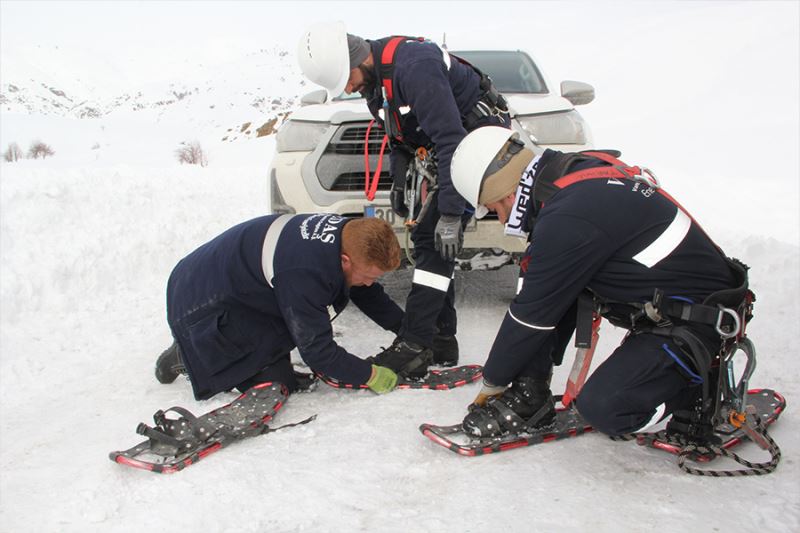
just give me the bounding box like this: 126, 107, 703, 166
262, 414, 318, 434
464, 389, 556, 437
154, 406, 218, 439
488, 394, 557, 434
134, 405, 222, 457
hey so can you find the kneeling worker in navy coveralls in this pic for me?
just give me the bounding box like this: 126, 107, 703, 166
447, 127, 752, 441
155, 214, 403, 398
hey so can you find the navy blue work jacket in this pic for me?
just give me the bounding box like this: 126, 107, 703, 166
365, 38, 483, 216
166, 214, 403, 399
483, 151, 738, 386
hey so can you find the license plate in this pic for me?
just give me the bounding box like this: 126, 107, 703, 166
364, 205, 477, 232
364, 205, 406, 232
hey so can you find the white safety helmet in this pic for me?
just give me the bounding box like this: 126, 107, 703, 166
297, 21, 350, 97
451, 126, 534, 218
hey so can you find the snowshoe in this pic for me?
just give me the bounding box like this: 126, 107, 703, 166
110, 382, 291, 473
421, 396, 591, 456
317, 364, 483, 391
626, 388, 785, 475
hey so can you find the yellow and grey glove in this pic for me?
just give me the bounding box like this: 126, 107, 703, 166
366, 365, 398, 394
472, 379, 507, 407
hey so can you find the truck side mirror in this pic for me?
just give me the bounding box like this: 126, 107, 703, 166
300, 90, 328, 106
560, 81, 595, 106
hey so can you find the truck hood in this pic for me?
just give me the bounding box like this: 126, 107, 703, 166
504, 93, 574, 117
288, 92, 575, 124
289, 99, 372, 124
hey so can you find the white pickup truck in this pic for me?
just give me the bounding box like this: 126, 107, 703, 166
269, 49, 595, 258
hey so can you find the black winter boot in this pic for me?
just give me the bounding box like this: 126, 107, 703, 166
369, 337, 433, 379
432, 334, 459, 367
462, 377, 556, 437
155, 342, 186, 384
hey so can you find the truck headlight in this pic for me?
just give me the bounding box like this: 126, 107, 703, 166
275, 121, 329, 152
516, 110, 588, 145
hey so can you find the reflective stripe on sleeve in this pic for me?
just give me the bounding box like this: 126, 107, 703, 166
261, 214, 292, 288
412, 269, 452, 292
633, 209, 691, 268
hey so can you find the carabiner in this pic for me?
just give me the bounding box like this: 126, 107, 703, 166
633, 167, 660, 189
716, 306, 741, 340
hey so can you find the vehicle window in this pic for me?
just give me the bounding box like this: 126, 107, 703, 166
450, 50, 548, 94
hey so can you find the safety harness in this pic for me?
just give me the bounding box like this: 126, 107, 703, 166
372, 35, 508, 142
533, 150, 752, 348
536, 151, 777, 475
362, 36, 508, 204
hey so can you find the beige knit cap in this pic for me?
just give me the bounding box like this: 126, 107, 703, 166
478, 141, 535, 205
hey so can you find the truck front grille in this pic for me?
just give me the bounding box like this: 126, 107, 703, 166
316, 122, 393, 191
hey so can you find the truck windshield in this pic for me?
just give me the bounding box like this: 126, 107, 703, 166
450, 50, 548, 94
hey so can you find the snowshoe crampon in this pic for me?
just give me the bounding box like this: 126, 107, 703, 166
420, 401, 592, 456
110, 382, 288, 474
318, 364, 483, 391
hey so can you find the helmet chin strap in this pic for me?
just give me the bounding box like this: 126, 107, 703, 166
504, 154, 541, 238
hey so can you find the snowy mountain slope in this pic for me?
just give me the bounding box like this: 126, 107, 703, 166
0, 43, 305, 160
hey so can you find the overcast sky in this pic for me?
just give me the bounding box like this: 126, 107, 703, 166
2, 1, 798, 183
3, 1, 796, 87
3, 1, 797, 77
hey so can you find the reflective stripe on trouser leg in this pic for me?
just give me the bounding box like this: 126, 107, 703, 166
412, 269, 451, 292
399, 191, 460, 347
638, 402, 667, 432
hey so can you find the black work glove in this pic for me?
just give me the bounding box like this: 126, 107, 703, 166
390, 182, 408, 218
368, 338, 432, 379
434, 214, 464, 262
389, 149, 413, 218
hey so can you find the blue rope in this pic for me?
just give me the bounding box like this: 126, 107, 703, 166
662, 343, 704, 384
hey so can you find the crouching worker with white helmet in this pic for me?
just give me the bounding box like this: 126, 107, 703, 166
155, 215, 404, 399
450, 127, 754, 443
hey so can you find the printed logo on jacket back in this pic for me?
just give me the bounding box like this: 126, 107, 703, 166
299, 214, 345, 244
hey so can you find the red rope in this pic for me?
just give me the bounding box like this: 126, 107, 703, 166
364, 119, 388, 201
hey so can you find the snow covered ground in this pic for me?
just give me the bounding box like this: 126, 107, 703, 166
1, 2, 798, 532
